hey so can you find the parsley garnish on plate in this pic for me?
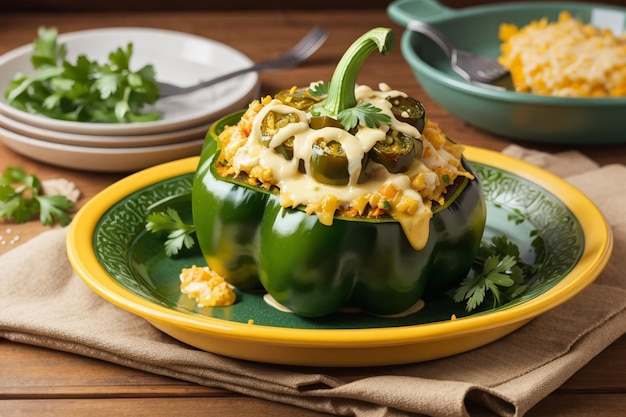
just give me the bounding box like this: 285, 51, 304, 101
4, 26, 161, 123
454, 235, 537, 312
145, 207, 196, 257
0, 167, 74, 226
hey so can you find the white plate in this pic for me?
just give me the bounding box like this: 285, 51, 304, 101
0, 27, 260, 136
0, 111, 211, 148
0, 125, 204, 172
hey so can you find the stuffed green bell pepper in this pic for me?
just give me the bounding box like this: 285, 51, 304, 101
192, 28, 486, 317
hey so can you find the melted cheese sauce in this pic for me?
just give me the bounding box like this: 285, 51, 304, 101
223, 83, 469, 251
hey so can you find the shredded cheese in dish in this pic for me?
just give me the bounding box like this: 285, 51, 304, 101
498, 11, 626, 97
217, 83, 473, 251
179, 265, 236, 307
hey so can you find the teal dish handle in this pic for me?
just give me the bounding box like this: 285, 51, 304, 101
387, 0, 455, 26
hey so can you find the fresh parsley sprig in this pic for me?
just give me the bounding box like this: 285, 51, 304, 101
0, 166, 74, 226
308, 82, 391, 130
5, 26, 161, 123
307, 81, 328, 98
339, 102, 391, 130
454, 235, 532, 312
145, 207, 196, 256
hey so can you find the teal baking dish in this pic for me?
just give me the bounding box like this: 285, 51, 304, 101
388, 0, 626, 145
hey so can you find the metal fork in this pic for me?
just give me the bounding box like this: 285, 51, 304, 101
156, 26, 328, 98
407, 20, 511, 89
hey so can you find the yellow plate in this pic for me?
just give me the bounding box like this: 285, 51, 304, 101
67, 148, 613, 367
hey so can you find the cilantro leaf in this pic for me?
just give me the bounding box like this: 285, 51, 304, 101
0, 186, 37, 224
146, 207, 196, 256
31, 27, 66, 68
36, 194, 74, 226
337, 102, 391, 130
454, 234, 542, 312
96, 73, 120, 99
490, 234, 521, 258
307, 81, 329, 98
0, 166, 75, 226
454, 254, 518, 311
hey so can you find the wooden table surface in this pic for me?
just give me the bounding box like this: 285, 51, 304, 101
0, 6, 624, 417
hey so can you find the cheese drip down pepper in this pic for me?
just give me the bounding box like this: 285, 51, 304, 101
192, 28, 486, 317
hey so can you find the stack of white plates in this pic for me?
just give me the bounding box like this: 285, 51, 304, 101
0, 28, 260, 172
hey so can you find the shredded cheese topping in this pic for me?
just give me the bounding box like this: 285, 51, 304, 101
498, 11, 626, 97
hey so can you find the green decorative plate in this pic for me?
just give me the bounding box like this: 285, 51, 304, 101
67, 149, 612, 367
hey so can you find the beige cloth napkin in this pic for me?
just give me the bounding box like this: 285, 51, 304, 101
1, 145, 625, 417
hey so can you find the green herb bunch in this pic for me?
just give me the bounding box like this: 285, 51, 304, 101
454, 234, 540, 312
0, 167, 74, 226
146, 207, 196, 257
4, 27, 161, 123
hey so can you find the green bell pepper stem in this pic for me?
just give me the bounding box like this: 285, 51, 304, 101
313, 27, 395, 117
